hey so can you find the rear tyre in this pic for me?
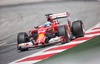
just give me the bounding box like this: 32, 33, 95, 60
17, 32, 29, 51
72, 20, 85, 38
58, 25, 70, 44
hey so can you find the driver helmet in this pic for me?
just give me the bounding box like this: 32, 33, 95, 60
45, 22, 51, 27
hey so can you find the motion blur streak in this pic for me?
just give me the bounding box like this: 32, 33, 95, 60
0, 0, 100, 64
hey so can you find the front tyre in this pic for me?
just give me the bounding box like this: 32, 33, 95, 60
58, 25, 70, 44
17, 32, 29, 51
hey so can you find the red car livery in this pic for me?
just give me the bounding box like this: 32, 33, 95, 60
17, 12, 85, 51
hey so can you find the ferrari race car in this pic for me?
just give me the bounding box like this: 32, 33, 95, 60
17, 12, 85, 51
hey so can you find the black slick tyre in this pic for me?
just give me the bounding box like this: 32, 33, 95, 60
58, 25, 70, 44
17, 32, 29, 51
72, 20, 85, 38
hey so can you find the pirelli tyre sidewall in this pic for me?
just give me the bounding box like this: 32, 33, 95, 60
58, 25, 70, 44
17, 32, 29, 51
72, 20, 85, 38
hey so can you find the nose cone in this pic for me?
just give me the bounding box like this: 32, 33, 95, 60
36, 34, 46, 44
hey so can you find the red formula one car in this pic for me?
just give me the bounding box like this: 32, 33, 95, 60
17, 12, 85, 51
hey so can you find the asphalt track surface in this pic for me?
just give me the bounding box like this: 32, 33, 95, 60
0, 1, 100, 64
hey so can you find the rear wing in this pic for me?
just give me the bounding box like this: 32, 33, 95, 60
48, 12, 70, 20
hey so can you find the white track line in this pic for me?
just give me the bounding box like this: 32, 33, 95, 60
9, 40, 91, 64
3, 43, 16, 46
0, 42, 6, 46
12, 60, 41, 64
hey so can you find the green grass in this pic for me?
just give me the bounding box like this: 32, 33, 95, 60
36, 36, 100, 64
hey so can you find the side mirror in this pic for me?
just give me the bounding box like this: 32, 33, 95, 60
34, 26, 39, 29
